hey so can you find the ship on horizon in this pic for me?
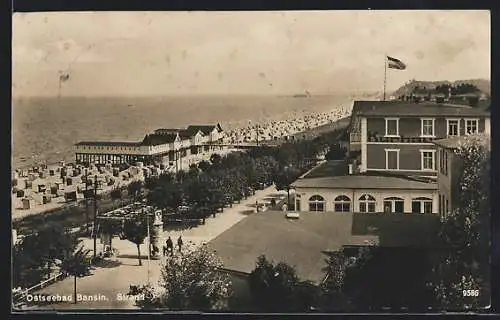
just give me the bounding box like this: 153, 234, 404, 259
292, 90, 311, 98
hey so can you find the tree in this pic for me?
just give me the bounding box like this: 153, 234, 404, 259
325, 144, 347, 161
188, 164, 200, 178
321, 250, 350, 310
121, 216, 149, 266
129, 244, 232, 310
99, 219, 122, 254
431, 137, 490, 310
110, 187, 123, 208
321, 246, 437, 311
274, 166, 301, 208
12, 224, 80, 288
197, 160, 211, 172
343, 247, 436, 310
209, 153, 222, 167
127, 180, 144, 202
59, 244, 92, 304
248, 255, 320, 312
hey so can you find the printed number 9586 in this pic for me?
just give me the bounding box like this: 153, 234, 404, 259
463, 289, 480, 297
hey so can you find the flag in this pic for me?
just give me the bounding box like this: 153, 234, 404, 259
59, 73, 70, 82
387, 56, 406, 70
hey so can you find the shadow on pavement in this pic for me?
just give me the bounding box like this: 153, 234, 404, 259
93, 259, 123, 269
239, 209, 256, 216
116, 254, 151, 260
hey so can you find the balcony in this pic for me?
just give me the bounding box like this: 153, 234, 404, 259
368, 135, 438, 144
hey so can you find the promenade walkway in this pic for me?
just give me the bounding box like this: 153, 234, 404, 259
26, 185, 286, 310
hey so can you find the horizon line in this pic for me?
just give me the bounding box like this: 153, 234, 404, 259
12, 91, 379, 99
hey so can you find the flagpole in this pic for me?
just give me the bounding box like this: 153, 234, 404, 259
383, 54, 387, 101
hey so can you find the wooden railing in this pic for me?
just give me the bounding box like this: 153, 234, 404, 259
13, 273, 66, 299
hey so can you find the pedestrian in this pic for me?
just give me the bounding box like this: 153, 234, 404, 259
166, 236, 174, 256
177, 235, 183, 252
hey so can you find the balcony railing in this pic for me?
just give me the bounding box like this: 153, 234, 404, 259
349, 133, 438, 144
368, 135, 438, 144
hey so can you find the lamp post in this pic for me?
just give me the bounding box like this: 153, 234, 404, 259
144, 201, 151, 285
93, 175, 99, 259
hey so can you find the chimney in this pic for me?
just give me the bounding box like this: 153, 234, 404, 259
348, 164, 353, 175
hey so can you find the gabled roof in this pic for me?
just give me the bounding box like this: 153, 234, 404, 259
433, 134, 491, 150
154, 128, 196, 140
186, 123, 223, 135
141, 132, 179, 146
178, 129, 194, 139
74, 141, 141, 147
154, 128, 182, 134
351, 100, 490, 117
184, 127, 205, 137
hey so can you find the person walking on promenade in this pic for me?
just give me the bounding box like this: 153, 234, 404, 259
177, 235, 183, 252
166, 236, 174, 256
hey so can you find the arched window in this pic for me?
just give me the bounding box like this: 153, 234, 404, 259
309, 195, 325, 212
359, 194, 376, 213
334, 195, 351, 212
383, 197, 404, 213
411, 197, 433, 214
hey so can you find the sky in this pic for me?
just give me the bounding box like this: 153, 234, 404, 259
12, 10, 490, 97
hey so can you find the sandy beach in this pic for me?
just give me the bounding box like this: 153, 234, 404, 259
11, 101, 353, 221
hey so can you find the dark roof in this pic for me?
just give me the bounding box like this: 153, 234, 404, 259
178, 129, 194, 139
186, 123, 223, 135
291, 174, 438, 190
154, 128, 196, 140
352, 100, 490, 117
74, 141, 141, 146
183, 127, 205, 137
154, 128, 182, 134
433, 134, 491, 150
209, 210, 440, 283
304, 160, 349, 178
141, 132, 178, 146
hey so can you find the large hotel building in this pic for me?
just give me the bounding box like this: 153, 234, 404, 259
74, 124, 225, 166
292, 100, 490, 219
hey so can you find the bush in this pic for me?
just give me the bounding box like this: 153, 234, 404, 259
248, 255, 320, 312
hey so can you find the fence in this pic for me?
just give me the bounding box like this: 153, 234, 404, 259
13, 272, 66, 300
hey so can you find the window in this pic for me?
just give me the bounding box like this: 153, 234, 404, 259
385, 149, 400, 170
446, 119, 460, 137
359, 194, 376, 213
385, 118, 399, 137
411, 197, 433, 214
383, 197, 404, 213
309, 195, 325, 212
465, 119, 479, 135
421, 118, 435, 137
421, 150, 436, 171
334, 195, 351, 212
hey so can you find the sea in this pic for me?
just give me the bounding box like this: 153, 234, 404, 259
12, 94, 355, 169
